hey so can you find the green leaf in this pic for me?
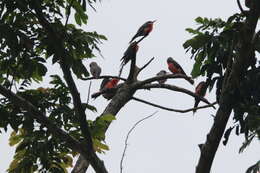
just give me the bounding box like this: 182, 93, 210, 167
100, 114, 116, 122
82, 103, 97, 112
9, 131, 23, 146
74, 12, 82, 26
93, 139, 109, 153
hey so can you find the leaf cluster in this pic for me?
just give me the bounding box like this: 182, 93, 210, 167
184, 14, 260, 149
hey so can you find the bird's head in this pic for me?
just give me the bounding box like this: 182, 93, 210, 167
167, 57, 174, 63
89, 62, 98, 67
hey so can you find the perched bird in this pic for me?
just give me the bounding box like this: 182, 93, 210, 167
119, 42, 139, 76
89, 62, 101, 78
129, 20, 156, 43
100, 78, 119, 100
193, 81, 207, 113
167, 57, 187, 76
156, 70, 167, 84
121, 42, 139, 66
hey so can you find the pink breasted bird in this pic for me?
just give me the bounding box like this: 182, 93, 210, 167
89, 62, 101, 78
193, 81, 207, 113
129, 20, 156, 43
156, 70, 167, 84
167, 57, 187, 76
167, 57, 194, 85
100, 78, 119, 100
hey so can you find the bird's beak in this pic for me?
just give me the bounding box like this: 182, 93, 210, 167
152, 20, 157, 23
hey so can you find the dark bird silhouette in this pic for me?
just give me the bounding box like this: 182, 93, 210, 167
156, 70, 167, 84
193, 81, 208, 113
89, 62, 101, 78
119, 42, 139, 76
129, 20, 156, 43
100, 78, 119, 100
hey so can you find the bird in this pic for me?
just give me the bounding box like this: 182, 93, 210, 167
129, 20, 156, 43
193, 81, 207, 114
167, 57, 187, 76
156, 70, 167, 84
119, 42, 139, 76
100, 78, 119, 100
121, 42, 139, 66
89, 62, 101, 78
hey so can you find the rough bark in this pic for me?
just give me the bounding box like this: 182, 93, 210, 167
196, 2, 260, 173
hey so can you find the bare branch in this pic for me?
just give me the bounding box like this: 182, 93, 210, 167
132, 97, 217, 113
138, 83, 215, 107
133, 74, 194, 88
91, 87, 119, 99
136, 57, 155, 76
83, 75, 127, 81
136, 36, 147, 44
87, 81, 92, 105
120, 111, 158, 173
237, 0, 247, 16
64, 0, 75, 27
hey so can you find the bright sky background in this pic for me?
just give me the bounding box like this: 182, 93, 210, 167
0, 0, 259, 172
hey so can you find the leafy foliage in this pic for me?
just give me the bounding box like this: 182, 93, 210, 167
184, 14, 260, 150
0, 0, 108, 172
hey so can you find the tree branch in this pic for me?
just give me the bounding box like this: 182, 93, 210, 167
120, 111, 158, 173
91, 87, 119, 99
132, 97, 217, 113
29, 2, 108, 173
133, 74, 194, 88
72, 83, 136, 173
196, 2, 260, 173
237, 0, 247, 16
136, 57, 155, 76
83, 75, 127, 81
138, 83, 215, 107
0, 85, 107, 173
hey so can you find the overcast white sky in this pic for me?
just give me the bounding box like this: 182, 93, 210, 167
0, 0, 259, 172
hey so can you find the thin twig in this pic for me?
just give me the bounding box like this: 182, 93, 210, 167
83, 75, 127, 81
237, 0, 247, 16
133, 74, 194, 88
138, 83, 215, 107
65, 0, 75, 28
87, 81, 92, 105
91, 87, 118, 99
132, 97, 217, 113
136, 57, 155, 76
136, 36, 147, 44
120, 111, 158, 173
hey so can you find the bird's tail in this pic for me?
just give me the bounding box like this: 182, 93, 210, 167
119, 63, 125, 77
188, 77, 194, 85
129, 34, 137, 44
193, 99, 200, 114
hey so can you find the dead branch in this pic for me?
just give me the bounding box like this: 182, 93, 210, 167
133, 74, 194, 88
83, 75, 127, 81
132, 97, 217, 113
136, 57, 155, 76
138, 83, 215, 107
120, 111, 158, 173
